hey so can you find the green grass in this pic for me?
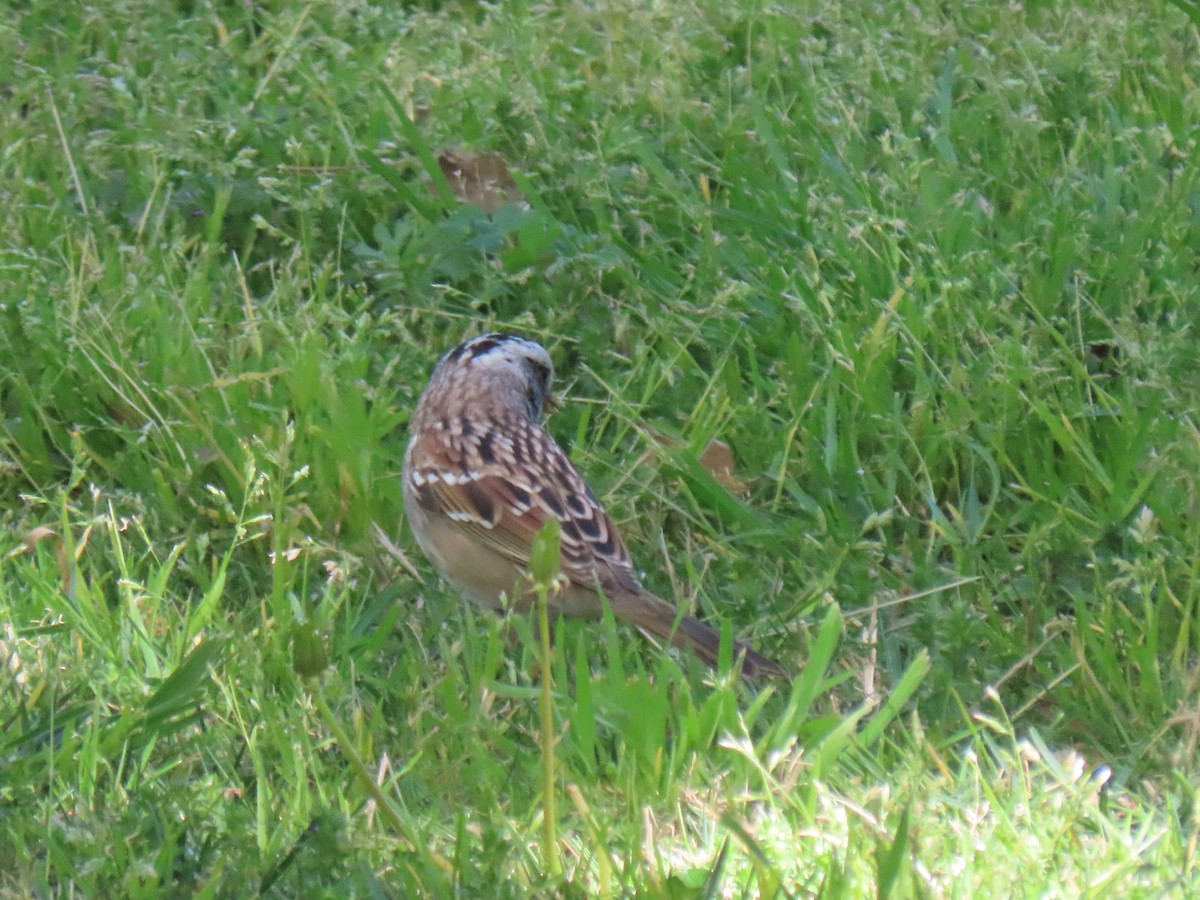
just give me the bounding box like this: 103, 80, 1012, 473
2, 0, 1198, 894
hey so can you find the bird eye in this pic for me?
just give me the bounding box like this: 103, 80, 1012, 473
525, 361, 551, 418
525, 388, 541, 418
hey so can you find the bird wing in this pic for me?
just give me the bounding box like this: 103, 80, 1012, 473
406, 414, 642, 595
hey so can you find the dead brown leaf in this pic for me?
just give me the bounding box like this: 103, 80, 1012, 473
698, 439, 750, 496
436, 149, 524, 213
18, 525, 75, 597
22, 525, 57, 550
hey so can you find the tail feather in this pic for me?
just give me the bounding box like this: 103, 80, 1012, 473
611, 590, 788, 680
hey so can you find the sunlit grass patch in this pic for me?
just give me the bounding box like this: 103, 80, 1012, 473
1, 0, 1198, 893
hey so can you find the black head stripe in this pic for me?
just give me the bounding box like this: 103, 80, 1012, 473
445, 332, 523, 364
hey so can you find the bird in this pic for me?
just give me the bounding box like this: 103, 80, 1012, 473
401, 332, 787, 680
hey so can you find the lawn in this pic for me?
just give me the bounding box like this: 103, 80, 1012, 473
1, 0, 1197, 895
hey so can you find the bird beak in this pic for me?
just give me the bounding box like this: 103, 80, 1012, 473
542, 392, 560, 414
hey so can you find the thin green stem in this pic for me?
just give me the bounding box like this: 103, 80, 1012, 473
537, 580, 561, 879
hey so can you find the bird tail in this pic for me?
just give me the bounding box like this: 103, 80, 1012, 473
612, 591, 788, 680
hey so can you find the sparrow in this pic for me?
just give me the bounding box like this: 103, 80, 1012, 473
401, 332, 787, 679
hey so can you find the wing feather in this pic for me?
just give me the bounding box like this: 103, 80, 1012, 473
408, 416, 641, 595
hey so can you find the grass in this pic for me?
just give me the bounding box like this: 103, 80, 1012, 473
1, 0, 1198, 894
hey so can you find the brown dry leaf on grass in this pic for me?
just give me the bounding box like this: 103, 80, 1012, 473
18, 525, 79, 597
436, 149, 525, 213
697, 439, 750, 496
651, 432, 752, 497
